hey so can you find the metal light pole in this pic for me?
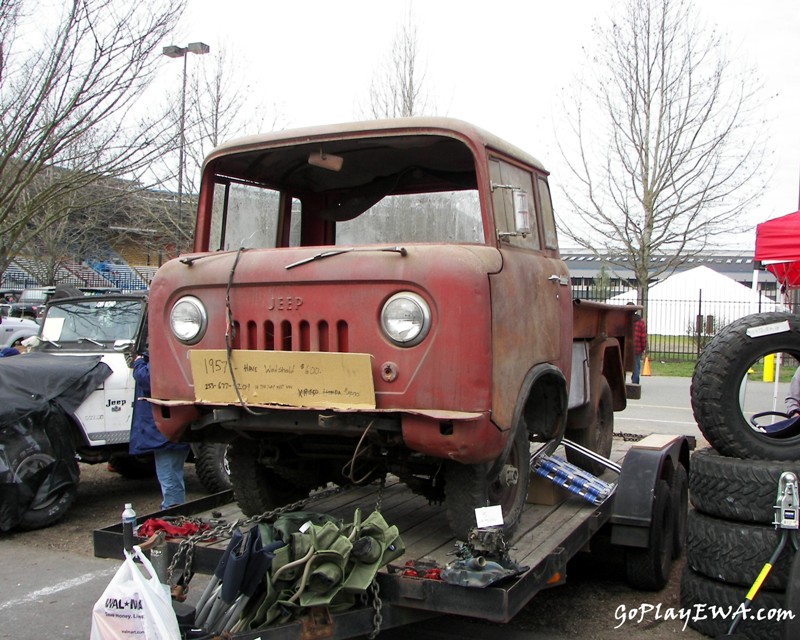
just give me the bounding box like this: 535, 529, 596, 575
162, 42, 210, 228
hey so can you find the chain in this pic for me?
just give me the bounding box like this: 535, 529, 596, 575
166, 484, 349, 584
374, 475, 386, 512
367, 579, 383, 639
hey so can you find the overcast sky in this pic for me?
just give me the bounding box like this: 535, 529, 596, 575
172, 0, 799, 250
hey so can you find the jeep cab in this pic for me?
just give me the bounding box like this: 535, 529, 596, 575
147, 118, 631, 538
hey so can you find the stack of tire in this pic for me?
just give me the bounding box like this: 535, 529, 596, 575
683, 311, 800, 640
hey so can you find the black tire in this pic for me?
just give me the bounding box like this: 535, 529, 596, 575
227, 439, 308, 516
625, 479, 674, 590
108, 454, 156, 479
689, 447, 800, 523
680, 566, 786, 640
671, 463, 688, 559
194, 443, 232, 494
8, 446, 79, 531
565, 376, 614, 476
691, 311, 800, 460
444, 421, 530, 540
687, 509, 789, 591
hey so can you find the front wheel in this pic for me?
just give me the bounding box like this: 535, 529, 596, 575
194, 443, 232, 494
227, 439, 309, 516
444, 422, 530, 540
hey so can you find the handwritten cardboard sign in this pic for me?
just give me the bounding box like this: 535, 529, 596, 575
188, 349, 376, 409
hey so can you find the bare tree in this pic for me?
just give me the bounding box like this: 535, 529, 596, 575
0, 0, 186, 278
558, 0, 765, 310
362, 8, 432, 118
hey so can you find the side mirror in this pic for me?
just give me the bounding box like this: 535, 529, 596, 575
114, 339, 135, 352
513, 190, 530, 236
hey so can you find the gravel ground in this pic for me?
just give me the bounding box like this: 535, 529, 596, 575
1, 460, 709, 639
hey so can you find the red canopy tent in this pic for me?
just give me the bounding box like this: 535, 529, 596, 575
754, 210, 800, 290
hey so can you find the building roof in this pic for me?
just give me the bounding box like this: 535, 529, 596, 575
561, 250, 777, 284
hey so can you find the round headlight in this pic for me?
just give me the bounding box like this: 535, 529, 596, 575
170, 296, 207, 344
381, 292, 431, 347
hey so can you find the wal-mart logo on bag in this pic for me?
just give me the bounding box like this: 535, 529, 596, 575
105, 598, 143, 610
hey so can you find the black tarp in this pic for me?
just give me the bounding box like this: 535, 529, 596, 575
0, 353, 112, 531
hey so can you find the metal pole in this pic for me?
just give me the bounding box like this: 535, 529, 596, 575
178, 52, 188, 227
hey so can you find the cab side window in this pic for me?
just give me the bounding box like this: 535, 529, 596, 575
489, 159, 540, 250
537, 177, 558, 250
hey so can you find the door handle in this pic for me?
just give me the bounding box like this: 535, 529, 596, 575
549, 275, 568, 286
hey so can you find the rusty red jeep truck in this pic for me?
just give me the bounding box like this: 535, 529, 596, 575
147, 117, 637, 539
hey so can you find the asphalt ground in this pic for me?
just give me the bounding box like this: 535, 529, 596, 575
0, 375, 758, 639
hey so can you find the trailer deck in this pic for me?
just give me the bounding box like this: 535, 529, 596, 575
93, 435, 689, 638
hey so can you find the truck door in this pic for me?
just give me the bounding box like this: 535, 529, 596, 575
488, 158, 568, 431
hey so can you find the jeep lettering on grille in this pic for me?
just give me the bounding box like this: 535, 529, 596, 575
267, 296, 303, 311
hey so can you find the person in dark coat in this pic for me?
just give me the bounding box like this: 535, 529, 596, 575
129, 353, 190, 509
632, 312, 647, 384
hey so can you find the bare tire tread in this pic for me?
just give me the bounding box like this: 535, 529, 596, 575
686, 509, 789, 590
689, 447, 800, 523
691, 311, 800, 460
680, 567, 784, 640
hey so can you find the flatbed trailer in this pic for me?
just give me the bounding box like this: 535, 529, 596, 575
93, 434, 690, 639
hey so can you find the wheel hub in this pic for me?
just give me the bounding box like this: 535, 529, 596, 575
499, 463, 519, 488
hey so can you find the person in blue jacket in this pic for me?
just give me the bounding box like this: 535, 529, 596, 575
129, 353, 190, 509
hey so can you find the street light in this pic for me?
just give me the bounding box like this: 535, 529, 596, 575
162, 42, 210, 227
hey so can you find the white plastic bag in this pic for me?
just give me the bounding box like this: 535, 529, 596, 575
90, 545, 181, 640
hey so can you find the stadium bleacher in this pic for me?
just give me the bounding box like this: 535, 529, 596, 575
1, 257, 155, 292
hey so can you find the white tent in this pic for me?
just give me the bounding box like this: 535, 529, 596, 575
610, 265, 784, 336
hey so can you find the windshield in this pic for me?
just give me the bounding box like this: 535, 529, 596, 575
41, 298, 145, 346
20, 289, 49, 303
207, 133, 484, 251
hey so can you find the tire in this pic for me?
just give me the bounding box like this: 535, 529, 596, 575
689, 447, 800, 523
687, 509, 789, 591
671, 463, 688, 558
680, 566, 786, 640
565, 376, 614, 476
625, 479, 674, 590
691, 311, 800, 460
227, 438, 309, 516
8, 445, 79, 531
108, 454, 156, 479
194, 443, 232, 494
444, 421, 530, 540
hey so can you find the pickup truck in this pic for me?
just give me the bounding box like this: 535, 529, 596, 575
147, 118, 637, 539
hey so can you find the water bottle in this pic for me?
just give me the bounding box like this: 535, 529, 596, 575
122, 503, 137, 552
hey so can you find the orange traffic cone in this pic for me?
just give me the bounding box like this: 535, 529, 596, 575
642, 356, 651, 377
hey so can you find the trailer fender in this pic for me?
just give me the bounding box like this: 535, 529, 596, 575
610, 434, 690, 548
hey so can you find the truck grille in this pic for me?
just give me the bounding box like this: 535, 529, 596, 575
231, 319, 350, 352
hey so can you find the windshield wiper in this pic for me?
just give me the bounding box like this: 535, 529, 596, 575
77, 337, 104, 347
285, 246, 407, 270
26, 336, 61, 349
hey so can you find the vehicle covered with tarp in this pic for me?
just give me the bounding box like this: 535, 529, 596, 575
0, 293, 233, 531
0, 353, 111, 531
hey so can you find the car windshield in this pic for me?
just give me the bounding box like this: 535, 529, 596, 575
208, 133, 484, 250
20, 289, 49, 303
41, 298, 145, 346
